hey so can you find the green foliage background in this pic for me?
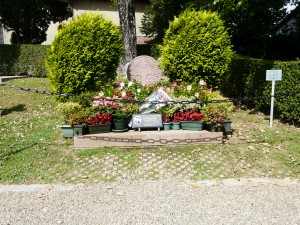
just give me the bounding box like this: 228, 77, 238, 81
160, 9, 234, 88
0, 44, 49, 77
46, 13, 123, 98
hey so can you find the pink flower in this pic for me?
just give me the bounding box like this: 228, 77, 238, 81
208, 88, 212, 94
171, 82, 177, 87
105, 99, 113, 106
202, 90, 207, 93
92, 100, 100, 107
166, 87, 171, 93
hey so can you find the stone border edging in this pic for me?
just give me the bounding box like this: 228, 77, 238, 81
0, 75, 31, 84
0, 178, 298, 193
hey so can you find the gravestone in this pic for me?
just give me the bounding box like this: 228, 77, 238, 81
127, 55, 162, 85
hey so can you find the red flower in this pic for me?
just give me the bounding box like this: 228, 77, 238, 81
173, 109, 204, 122
86, 112, 112, 125
85, 117, 96, 125
162, 115, 171, 123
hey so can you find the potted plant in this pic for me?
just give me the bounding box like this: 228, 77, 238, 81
55, 102, 82, 138
85, 112, 112, 134
111, 103, 139, 132
204, 94, 234, 133
177, 109, 205, 131
70, 111, 88, 136
204, 112, 225, 132
171, 113, 181, 130
162, 115, 171, 130
157, 105, 173, 130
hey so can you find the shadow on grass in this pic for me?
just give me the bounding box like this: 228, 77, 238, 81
0, 143, 37, 161
1, 104, 26, 116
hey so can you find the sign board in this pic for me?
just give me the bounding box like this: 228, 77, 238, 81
266, 69, 282, 128
266, 70, 282, 81
132, 113, 163, 129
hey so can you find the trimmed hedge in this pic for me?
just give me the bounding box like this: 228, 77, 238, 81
160, 9, 233, 88
222, 55, 300, 123
46, 13, 123, 98
0, 44, 49, 77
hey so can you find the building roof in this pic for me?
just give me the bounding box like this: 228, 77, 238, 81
136, 36, 155, 45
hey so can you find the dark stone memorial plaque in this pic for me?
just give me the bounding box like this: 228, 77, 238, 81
132, 113, 163, 131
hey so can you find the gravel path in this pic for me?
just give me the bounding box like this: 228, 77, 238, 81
0, 178, 299, 225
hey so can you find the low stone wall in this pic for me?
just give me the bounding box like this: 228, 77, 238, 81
74, 130, 223, 149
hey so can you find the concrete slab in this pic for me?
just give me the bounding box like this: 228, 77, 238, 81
0, 75, 30, 84
74, 130, 223, 149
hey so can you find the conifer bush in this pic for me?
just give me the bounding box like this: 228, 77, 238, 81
160, 9, 233, 88
46, 13, 123, 97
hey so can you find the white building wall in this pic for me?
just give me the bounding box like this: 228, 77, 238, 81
1, 0, 147, 45
1, 25, 12, 44
43, 0, 146, 45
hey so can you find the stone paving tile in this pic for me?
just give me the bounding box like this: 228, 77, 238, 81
58, 145, 295, 184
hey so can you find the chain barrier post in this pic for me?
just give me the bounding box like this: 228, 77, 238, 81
266, 70, 282, 128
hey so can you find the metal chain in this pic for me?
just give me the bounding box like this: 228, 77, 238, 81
77, 135, 223, 144
1, 82, 300, 105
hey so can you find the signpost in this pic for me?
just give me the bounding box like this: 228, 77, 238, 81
266, 70, 282, 128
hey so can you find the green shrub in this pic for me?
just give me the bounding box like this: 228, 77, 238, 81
160, 9, 233, 88
262, 61, 300, 123
223, 55, 300, 123
0, 44, 49, 77
55, 102, 83, 124
222, 55, 274, 100
46, 13, 123, 98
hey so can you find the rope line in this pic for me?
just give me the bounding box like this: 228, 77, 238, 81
1, 82, 299, 105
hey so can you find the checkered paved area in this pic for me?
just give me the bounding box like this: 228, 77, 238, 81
44, 144, 293, 183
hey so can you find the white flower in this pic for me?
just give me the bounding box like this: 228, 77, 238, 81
128, 81, 133, 87
199, 80, 206, 86
121, 90, 126, 97
119, 82, 125, 90
137, 89, 141, 93
195, 92, 199, 98
98, 91, 104, 97
186, 85, 192, 91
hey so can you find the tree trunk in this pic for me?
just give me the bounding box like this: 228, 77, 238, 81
117, 0, 137, 75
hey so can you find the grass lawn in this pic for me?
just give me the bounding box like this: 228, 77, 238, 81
0, 78, 299, 184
